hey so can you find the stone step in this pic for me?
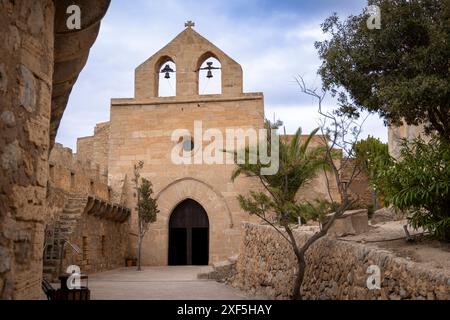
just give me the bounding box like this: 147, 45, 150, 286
43, 255, 60, 263
67, 198, 86, 203
60, 215, 80, 222
58, 222, 76, 228
65, 202, 84, 207
68, 194, 87, 200
67, 199, 87, 205
197, 257, 238, 282
63, 206, 83, 213
61, 211, 81, 216
68, 198, 86, 202
43, 264, 56, 271
58, 227, 74, 234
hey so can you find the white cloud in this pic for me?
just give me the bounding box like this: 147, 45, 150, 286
265, 104, 388, 143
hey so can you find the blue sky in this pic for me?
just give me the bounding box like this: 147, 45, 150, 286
57, 0, 387, 151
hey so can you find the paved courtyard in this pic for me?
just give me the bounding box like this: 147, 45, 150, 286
85, 266, 254, 300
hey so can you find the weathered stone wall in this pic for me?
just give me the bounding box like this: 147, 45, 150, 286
341, 159, 374, 208
1, 0, 110, 300
76, 122, 110, 177
76, 137, 94, 166
232, 223, 450, 300
49, 144, 109, 199
388, 124, 431, 159
46, 144, 129, 276
0, 0, 55, 300
57, 207, 130, 275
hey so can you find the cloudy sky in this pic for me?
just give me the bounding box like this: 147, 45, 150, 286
57, 0, 388, 151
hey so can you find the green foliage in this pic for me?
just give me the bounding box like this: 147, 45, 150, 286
298, 199, 335, 223
232, 122, 330, 225
316, 0, 450, 140
375, 138, 450, 241
354, 136, 391, 181
138, 178, 159, 225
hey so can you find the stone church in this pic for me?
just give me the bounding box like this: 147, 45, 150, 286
74, 24, 334, 267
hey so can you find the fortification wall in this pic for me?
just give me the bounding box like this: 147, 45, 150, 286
76, 122, 110, 177
45, 144, 130, 277
0, 0, 55, 300
49, 143, 110, 201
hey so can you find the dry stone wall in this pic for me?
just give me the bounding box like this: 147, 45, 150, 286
231, 223, 450, 300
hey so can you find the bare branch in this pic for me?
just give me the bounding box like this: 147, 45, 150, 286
253, 211, 293, 246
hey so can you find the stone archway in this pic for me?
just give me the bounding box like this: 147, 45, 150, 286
140, 178, 239, 266
168, 199, 209, 266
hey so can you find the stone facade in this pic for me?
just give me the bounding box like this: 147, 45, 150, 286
0, 1, 110, 299
232, 223, 450, 300
107, 26, 265, 266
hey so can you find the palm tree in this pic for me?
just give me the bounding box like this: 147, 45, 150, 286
232, 122, 329, 299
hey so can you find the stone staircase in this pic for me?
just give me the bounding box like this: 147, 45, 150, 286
43, 195, 88, 281
197, 255, 239, 283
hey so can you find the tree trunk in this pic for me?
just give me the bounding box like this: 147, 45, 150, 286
137, 233, 142, 271
292, 252, 306, 300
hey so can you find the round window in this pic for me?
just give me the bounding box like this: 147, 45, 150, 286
182, 137, 194, 152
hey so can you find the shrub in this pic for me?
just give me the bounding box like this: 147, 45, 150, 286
375, 138, 450, 241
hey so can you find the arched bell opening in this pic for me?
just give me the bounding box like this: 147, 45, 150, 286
197, 53, 222, 95
157, 56, 176, 97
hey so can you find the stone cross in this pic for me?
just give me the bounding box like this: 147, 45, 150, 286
185, 20, 195, 28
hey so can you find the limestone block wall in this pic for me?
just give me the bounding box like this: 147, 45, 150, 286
49, 144, 110, 200
232, 223, 450, 300
59, 208, 130, 275
76, 122, 110, 177
108, 95, 266, 265
341, 159, 374, 208
135, 27, 243, 99
76, 137, 94, 165
0, 0, 110, 300
46, 143, 130, 275
388, 124, 431, 159
0, 0, 55, 300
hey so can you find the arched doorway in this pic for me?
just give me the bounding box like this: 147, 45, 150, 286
168, 199, 209, 266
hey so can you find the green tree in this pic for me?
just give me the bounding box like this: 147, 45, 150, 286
354, 136, 391, 208
374, 137, 450, 241
355, 136, 390, 178
316, 0, 450, 141
232, 121, 331, 300
133, 161, 159, 271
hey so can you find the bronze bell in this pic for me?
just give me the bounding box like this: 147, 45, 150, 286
199, 61, 220, 79
161, 64, 174, 79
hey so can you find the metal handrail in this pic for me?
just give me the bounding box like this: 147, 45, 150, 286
58, 239, 81, 276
